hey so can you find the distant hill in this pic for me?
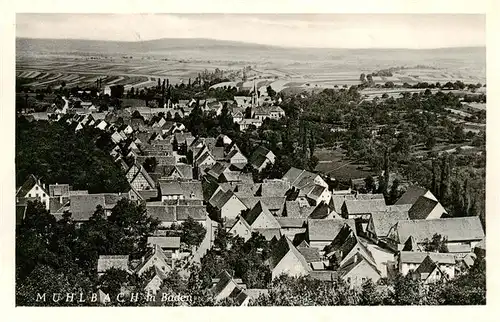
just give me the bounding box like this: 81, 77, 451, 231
16, 37, 485, 80
16, 37, 280, 55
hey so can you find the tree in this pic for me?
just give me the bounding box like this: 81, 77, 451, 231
423, 233, 449, 253
142, 157, 158, 173
360, 73, 366, 83
179, 217, 206, 247
266, 85, 276, 98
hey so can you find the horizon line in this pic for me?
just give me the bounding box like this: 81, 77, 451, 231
16, 36, 487, 51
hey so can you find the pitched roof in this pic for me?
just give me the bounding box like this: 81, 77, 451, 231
17, 174, 45, 197
394, 217, 485, 243
70, 194, 106, 221
130, 164, 156, 188
260, 180, 290, 197
146, 205, 176, 222
159, 180, 203, 200
209, 189, 237, 209
240, 196, 286, 211
356, 193, 385, 201
147, 236, 181, 249
399, 251, 456, 265
408, 196, 445, 220
307, 219, 356, 241
243, 201, 276, 227
308, 202, 332, 220
268, 235, 309, 272
276, 217, 307, 228
176, 205, 207, 221
97, 255, 130, 273
413, 255, 443, 281
395, 185, 429, 205
331, 194, 357, 214
210, 270, 235, 297
343, 199, 387, 214
298, 247, 321, 263
370, 211, 410, 237
284, 201, 314, 218
337, 252, 381, 278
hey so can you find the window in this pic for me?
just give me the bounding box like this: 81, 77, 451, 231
35, 186, 38, 190
346, 277, 351, 284
36, 193, 39, 198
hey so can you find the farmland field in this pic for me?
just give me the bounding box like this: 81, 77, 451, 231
313, 148, 375, 180
17, 38, 485, 92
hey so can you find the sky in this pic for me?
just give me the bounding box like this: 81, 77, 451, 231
16, 14, 485, 49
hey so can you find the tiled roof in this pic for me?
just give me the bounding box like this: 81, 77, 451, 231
261, 180, 290, 197
70, 194, 106, 221
269, 235, 309, 271
394, 217, 485, 243
146, 205, 176, 222
408, 196, 444, 220
307, 219, 356, 241
344, 199, 387, 214
308, 202, 332, 220
395, 185, 429, 205
244, 201, 275, 227
97, 255, 130, 273
240, 196, 285, 211
176, 205, 207, 221
276, 217, 306, 228
298, 247, 321, 263
399, 251, 456, 265
370, 211, 410, 237
331, 194, 356, 214
147, 236, 181, 249
283, 201, 314, 218
159, 180, 203, 200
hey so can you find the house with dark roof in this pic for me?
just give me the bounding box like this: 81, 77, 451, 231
386, 217, 485, 251
411, 255, 449, 284
16, 174, 50, 210
146, 203, 207, 228
228, 215, 254, 242
209, 188, 248, 220
325, 224, 376, 268
397, 251, 456, 279
147, 236, 181, 259
210, 271, 249, 305
307, 218, 356, 252
228, 202, 281, 242
282, 167, 328, 190
282, 201, 314, 218
250, 146, 276, 172
268, 235, 311, 280
408, 195, 447, 220
240, 196, 286, 216
277, 217, 307, 240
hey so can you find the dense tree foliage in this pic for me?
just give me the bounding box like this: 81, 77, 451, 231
16, 117, 129, 193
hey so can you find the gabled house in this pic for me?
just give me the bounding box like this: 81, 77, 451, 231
307, 219, 356, 253
337, 252, 381, 288
228, 215, 253, 242
366, 210, 410, 243
411, 255, 449, 284
225, 150, 248, 169
341, 199, 387, 233
325, 224, 376, 268
386, 217, 485, 251
209, 189, 247, 220
268, 235, 311, 280
210, 271, 249, 305
166, 165, 194, 180
16, 174, 50, 210
397, 251, 456, 279
159, 180, 203, 201
408, 195, 448, 220
282, 167, 328, 189
250, 146, 276, 172
147, 236, 181, 259
126, 164, 156, 191
135, 244, 172, 277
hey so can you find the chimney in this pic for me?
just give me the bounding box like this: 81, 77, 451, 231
354, 253, 358, 263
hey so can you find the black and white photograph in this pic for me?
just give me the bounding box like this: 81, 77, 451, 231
9, 6, 490, 309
